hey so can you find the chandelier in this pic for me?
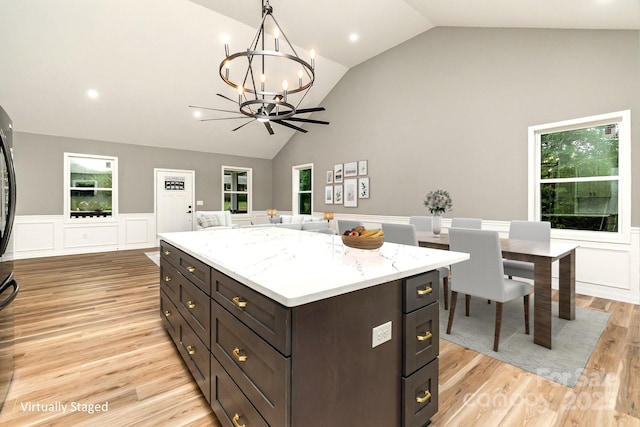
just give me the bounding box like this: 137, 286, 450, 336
191, 0, 328, 135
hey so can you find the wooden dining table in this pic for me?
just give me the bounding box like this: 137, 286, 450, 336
417, 231, 579, 349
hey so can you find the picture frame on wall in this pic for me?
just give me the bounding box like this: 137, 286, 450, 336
358, 160, 368, 176
358, 177, 369, 198
334, 185, 343, 204
326, 170, 333, 184
344, 178, 358, 207
334, 164, 343, 183
324, 186, 333, 204
344, 162, 358, 177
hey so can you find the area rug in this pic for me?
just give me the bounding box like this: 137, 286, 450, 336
439, 293, 610, 388
145, 251, 160, 266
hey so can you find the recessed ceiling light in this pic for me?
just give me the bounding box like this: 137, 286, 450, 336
87, 89, 99, 99
193, 111, 202, 119
349, 33, 359, 42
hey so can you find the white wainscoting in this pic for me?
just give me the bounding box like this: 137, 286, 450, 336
331, 213, 640, 304
14, 213, 157, 259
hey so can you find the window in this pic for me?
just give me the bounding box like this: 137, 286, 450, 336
292, 164, 313, 215
65, 153, 117, 220
529, 110, 630, 242
222, 166, 251, 214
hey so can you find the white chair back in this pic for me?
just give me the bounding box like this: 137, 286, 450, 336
508, 220, 550, 242
449, 228, 505, 302
450, 217, 482, 229
409, 216, 432, 231
337, 219, 363, 234
380, 223, 418, 246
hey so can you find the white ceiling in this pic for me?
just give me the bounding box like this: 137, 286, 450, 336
0, 0, 637, 159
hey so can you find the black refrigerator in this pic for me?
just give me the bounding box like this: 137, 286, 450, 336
0, 105, 18, 411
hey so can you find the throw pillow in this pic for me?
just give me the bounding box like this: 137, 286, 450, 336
198, 214, 220, 228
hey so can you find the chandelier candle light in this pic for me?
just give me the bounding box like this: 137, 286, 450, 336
214, 0, 328, 135
424, 190, 453, 237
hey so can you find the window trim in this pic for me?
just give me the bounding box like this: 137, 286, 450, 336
221, 165, 252, 215
528, 110, 631, 243
64, 152, 118, 222
292, 163, 313, 215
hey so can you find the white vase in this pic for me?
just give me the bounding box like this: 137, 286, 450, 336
432, 214, 442, 237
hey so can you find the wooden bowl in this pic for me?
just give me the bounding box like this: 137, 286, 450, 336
341, 235, 384, 250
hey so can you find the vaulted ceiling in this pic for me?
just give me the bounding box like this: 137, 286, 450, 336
1, 0, 637, 159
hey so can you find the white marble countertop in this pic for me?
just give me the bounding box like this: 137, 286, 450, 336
159, 227, 469, 307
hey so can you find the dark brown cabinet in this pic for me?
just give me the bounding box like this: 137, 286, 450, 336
160, 241, 440, 427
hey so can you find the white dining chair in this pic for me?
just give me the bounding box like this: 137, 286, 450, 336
409, 216, 452, 309
380, 223, 419, 246
503, 220, 551, 280
337, 219, 363, 234
450, 217, 482, 229
447, 228, 531, 352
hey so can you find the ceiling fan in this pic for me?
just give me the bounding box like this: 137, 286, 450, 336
190, 0, 329, 135
189, 93, 328, 135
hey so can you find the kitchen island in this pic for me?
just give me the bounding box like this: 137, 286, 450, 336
159, 227, 468, 427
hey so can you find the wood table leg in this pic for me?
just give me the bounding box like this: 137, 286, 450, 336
559, 249, 576, 320
533, 258, 553, 349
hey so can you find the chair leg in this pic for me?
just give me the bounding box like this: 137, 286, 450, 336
446, 291, 458, 334
524, 294, 530, 335
494, 301, 503, 352
465, 294, 471, 316
443, 277, 449, 310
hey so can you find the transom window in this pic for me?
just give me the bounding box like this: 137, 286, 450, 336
222, 166, 251, 214
64, 153, 118, 220
529, 110, 630, 242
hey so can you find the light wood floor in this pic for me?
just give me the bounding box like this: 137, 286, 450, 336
0, 249, 637, 426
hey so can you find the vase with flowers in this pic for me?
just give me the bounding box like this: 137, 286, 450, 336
424, 190, 453, 237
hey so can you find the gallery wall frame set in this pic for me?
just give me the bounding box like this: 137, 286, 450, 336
326, 160, 368, 206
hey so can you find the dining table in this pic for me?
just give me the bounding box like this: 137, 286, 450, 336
417, 231, 579, 349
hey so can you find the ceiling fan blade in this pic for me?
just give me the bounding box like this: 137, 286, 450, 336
264, 121, 275, 135
286, 117, 330, 125
295, 107, 325, 114
217, 93, 238, 104
199, 116, 249, 121
272, 120, 308, 133
189, 105, 240, 114
232, 120, 254, 131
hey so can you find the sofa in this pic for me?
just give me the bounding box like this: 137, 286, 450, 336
195, 210, 234, 230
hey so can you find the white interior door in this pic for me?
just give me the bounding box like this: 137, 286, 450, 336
155, 169, 195, 236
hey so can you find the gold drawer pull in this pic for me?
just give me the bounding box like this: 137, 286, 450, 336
417, 286, 433, 296
186, 266, 196, 273
232, 414, 246, 427
186, 300, 196, 309
164, 310, 171, 317
232, 297, 247, 308
164, 276, 172, 282
186, 345, 196, 355
232, 347, 247, 362
164, 250, 171, 256
416, 390, 431, 403
417, 331, 432, 341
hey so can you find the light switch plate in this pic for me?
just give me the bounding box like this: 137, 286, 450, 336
372, 321, 392, 348
196, 200, 204, 206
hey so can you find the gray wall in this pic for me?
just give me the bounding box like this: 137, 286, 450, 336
273, 27, 640, 225
14, 132, 273, 215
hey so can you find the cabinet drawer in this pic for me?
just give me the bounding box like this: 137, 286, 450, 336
212, 270, 291, 356
160, 260, 180, 298
212, 301, 290, 427
180, 323, 211, 403
178, 277, 210, 349
211, 355, 269, 427
403, 302, 439, 376
404, 271, 439, 313
160, 288, 180, 346
161, 241, 211, 294
402, 358, 439, 427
